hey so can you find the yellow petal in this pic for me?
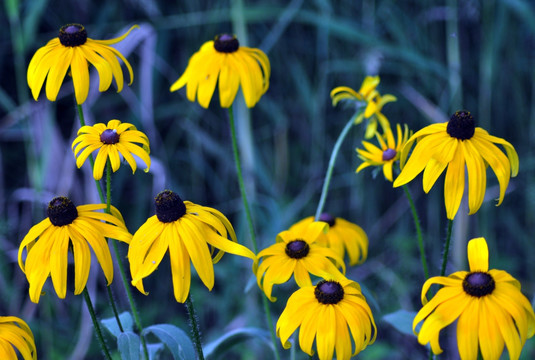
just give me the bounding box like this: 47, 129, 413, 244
467, 237, 489, 272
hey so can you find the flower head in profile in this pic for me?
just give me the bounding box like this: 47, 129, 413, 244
18, 197, 132, 303
276, 277, 377, 360
331, 76, 397, 138
413, 237, 535, 360
27, 23, 137, 105
128, 190, 255, 303
0, 316, 37, 360
290, 214, 368, 266
393, 111, 519, 219
255, 221, 346, 301
72, 119, 150, 180
170, 34, 270, 108
356, 123, 411, 182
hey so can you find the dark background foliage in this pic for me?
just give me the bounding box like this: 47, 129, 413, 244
1, 0, 535, 358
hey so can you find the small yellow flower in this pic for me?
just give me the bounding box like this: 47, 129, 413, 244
170, 34, 270, 108
276, 277, 377, 360
356, 123, 411, 182
18, 197, 132, 303
255, 221, 346, 301
0, 316, 37, 360
128, 190, 255, 303
331, 76, 397, 138
27, 23, 137, 105
393, 111, 519, 219
72, 119, 151, 181
413, 237, 535, 360
290, 214, 368, 266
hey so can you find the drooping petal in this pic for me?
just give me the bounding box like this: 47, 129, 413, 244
49, 226, 70, 299
168, 226, 191, 303
443, 142, 466, 219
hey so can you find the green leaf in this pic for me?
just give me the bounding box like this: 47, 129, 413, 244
204, 327, 272, 359
382, 309, 418, 337
101, 312, 135, 338
117, 332, 141, 360
142, 324, 195, 360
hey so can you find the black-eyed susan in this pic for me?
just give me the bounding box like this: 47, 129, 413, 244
331, 76, 396, 138
255, 221, 346, 301
393, 111, 519, 219
276, 277, 377, 360
128, 190, 255, 303
18, 197, 132, 303
170, 34, 270, 108
27, 23, 137, 105
290, 214, 368, 266
72, 119, 150, 181
0, 316, 37, 360
413, 237, 535, 360
356, 123, 411, 182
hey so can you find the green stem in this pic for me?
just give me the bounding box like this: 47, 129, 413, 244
104, 162, 150, 360
185, 294, 205, 360
227, 105, 257, 252
76, 103, 148, 359
314, 115, 356, 220
228, 106, 281, 360
82, 288, 112, 360
440, 220, 454, 276
104, 161, 123, 333
402, 185, 429, 279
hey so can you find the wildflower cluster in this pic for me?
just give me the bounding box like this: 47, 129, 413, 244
6, 12, 533, 360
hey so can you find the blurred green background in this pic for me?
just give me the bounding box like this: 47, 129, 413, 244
1, 0, 535, 358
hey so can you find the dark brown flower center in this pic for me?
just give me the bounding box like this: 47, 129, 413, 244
47, 197, 78, 226
318, 213, 336, 227
155, 190, 186, 223
462, 272, 495, 297
100, 129, 120, 144
285, 240, 309, 259
382, 148, 397, 161
59, 24, 87, 47
315, 280, 344, 304
446, 110, 475, 140
214, 34, 239, 53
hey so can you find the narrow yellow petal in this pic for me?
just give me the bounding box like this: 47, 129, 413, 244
70, 49, 90, 105
467, 237, 489, 272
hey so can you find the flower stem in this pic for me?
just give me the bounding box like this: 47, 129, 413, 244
103, 161, 124, 333
440, 219, 454, 276
105, 161, 150, 360
75, 103, 148, 359
185, 294, 205, 360
228, 106, 280, 360
314, 115, 356, 220
82, 288, 112, 360
402, 185, 429, 279
227, 105, 257, 252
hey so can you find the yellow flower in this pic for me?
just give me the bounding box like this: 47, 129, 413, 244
255, 222, 346, 301
290, 214, 368, 266
18, 197, 132, 303
413, 237, 535, 360
331, 76, 397, 138
276, 277, 377, 360
0, 316, 37, 360
393, 111, 519, 219
72, 119, 151, 181
27, 23, 137, 105
356, 123, 411, 182
128, 190, 255, 303
170, 34, 270, 108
